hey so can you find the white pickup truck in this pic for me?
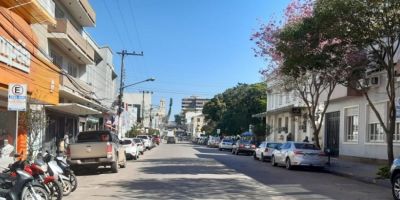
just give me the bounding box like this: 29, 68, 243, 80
67, 130, 127, 173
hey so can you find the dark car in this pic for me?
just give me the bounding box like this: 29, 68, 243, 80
167, 136, 176, 144
391, 158, 400, 200
232, 140, 256, 155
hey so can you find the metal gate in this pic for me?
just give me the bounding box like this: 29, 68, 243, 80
325, 111, 340, 157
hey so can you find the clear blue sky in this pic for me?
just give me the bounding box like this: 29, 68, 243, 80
86, 0, 291, 119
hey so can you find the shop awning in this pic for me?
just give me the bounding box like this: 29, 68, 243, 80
45, 103, 101, 116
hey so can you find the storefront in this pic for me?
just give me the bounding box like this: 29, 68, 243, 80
0, 6, 59, 162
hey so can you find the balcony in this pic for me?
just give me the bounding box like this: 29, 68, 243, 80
0, 0, 56, 25
60, 73, 94, 100
48, 18, 95, 64
59, 0, 96, 27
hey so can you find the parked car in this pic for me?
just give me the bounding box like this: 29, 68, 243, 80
133, 138, 145, 155
167, 136, 176, 144
254, 142, 282, 162
232, 140, 256, 155
137, 135, 153, 150
121, 138, 140, 160
218, 139, 234, 151
271, 142, 326, 170
208, 137, 220, 148
390, 157, 400, 200
67, 130, 127, 173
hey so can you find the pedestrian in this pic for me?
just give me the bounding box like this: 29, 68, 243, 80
303, 136, 309, 143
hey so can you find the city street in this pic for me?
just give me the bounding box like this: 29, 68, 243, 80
66, 142, 391, 200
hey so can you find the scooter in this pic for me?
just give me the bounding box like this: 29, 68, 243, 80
0, 156, 49, 200
42, 152, 73, 196
54, 156, 77, 192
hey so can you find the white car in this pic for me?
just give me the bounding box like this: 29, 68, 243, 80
218, 139, 233, 151
254, 141, 282, 162
132, 138, 145, 154
271, 142, 327, 170
137, 135, 153, 150
121, 138, 140, 160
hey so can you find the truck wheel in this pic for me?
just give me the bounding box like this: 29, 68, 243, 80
111, 160, 118, 173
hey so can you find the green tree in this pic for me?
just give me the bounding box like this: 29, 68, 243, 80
315, 0, 400, 165
202, 83, 267, 136
174, 114, 183, 125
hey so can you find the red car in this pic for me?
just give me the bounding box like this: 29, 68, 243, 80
153, 136, 161, 145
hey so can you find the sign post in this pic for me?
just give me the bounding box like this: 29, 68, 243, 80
8, 84, 27, 157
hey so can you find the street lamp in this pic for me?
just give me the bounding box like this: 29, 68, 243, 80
117, 78, 155, 137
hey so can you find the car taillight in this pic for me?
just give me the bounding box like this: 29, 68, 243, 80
239, 144, 244, 148
106, 142, 112, 158
294, 150, 304, 155
66, 146, 71, 157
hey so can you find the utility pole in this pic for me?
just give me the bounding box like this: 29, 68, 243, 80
117, 50, 143, 138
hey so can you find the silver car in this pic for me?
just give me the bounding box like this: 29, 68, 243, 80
271, 142, 327, 169
218, 139, 233, 151
254, 142, 282, 162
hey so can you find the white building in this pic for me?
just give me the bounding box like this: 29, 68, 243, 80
123, 92, 153, 129
265, 75, 314, 144
189, 114, 206, 138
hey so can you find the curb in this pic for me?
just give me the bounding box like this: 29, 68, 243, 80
326, 168, 391, 188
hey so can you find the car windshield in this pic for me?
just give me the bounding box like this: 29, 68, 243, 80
294, 143, 320, 150
267, 143, 282, 149
223, 139, 233, 143
77, 131, 111, 143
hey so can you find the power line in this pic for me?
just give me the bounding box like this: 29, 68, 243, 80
116, 0, 136, 49
101, 0, 125, 49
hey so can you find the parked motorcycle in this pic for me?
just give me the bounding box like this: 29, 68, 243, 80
42, 152, 73, 196
54, 156, 77, 192
25, 157, 63, 200
0, 156, 49, 200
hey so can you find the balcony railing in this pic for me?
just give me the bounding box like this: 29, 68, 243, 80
49, 18, 95, 61
60, 73, 94, 98
37, 0, 55, 18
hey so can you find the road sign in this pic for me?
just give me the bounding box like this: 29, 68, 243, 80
8, 83, 27, 111
217, 129, 220, 134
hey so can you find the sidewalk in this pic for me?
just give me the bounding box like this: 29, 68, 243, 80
326, 157, 391, 187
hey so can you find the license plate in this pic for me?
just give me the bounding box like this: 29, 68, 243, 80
245, 145, 250, 148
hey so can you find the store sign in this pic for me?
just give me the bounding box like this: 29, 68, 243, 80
8, 83, 27, 111
0, 36, 31, 73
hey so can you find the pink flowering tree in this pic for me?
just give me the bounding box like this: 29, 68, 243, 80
252, 0, 363, 148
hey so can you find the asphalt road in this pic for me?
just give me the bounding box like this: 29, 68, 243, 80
66, 142, 391, 200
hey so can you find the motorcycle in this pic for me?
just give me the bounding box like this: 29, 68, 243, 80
42, 152, 73, 196
25, 157, 63, 200
53, 156, 77, 192
0, 155, 49, 200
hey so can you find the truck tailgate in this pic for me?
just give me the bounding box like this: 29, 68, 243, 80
70, 142, 108, 159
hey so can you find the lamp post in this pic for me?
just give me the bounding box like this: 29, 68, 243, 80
117, 78, 155, 138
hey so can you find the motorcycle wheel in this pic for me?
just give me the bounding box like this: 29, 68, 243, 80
21, 184, 49, 200
60, 180, 72, 196
70, 173, 78, 192
48, 180, 63, 200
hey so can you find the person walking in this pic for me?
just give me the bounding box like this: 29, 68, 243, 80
303, 136, 309, 143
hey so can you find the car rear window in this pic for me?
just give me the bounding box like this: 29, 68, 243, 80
267, 143, 282, 149
77, 131, 111, 143
294, 143, 320, 150
122, 140, 132, 145
223, 139, 232, 143
133, 139, 142, 143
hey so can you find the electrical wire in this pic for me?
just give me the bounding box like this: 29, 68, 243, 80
116, 0, 136, 49
101, 0, 125, 49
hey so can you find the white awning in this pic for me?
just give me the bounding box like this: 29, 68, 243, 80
45, 103, 101, 115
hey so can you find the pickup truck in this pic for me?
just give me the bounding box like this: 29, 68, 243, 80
67, 130, 127, 173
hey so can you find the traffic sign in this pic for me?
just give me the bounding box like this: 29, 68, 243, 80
8, 83, 27, 111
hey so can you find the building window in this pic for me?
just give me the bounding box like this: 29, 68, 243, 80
68, 62, 78, 78
395, 123, 400, 142
278, 118, 282, 130
278, 94, 283, 105
50, 51, 63, 67
284, 117, 289, 133
368, 123, 384, 142
346, 116, 358, 142
285, 93, 290, 104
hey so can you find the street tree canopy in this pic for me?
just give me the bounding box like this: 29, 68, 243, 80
202, 83, 266, 136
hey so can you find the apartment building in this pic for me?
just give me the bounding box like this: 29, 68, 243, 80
0, 0, 60, 159
264, 75, 315, 144
123, 92, 153, 130
182, 96, 210, 112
